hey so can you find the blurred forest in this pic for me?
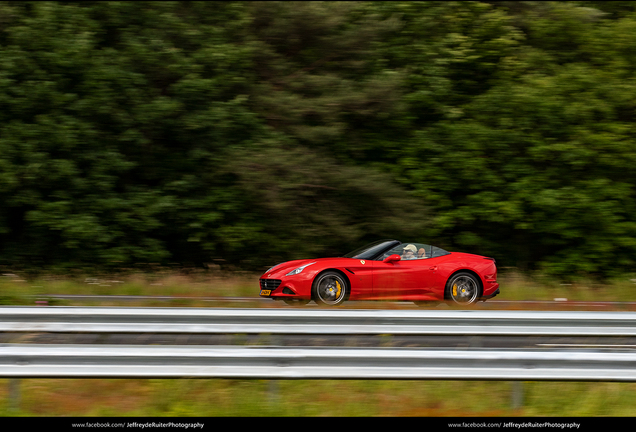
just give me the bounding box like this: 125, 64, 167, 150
1, 1, 636, 278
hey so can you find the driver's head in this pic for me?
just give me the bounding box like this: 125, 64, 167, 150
402, 244, 417, 257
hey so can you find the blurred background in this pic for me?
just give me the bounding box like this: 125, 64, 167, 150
3, 2, 636, 418
1, 1, 635, 280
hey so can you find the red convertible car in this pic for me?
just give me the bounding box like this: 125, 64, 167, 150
259, 239, 499, 306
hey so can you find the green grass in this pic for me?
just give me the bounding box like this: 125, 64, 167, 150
1, 378, 636, 416
496, 271, 636, 303
0, 271, 260, 307
1, 269, 635, 308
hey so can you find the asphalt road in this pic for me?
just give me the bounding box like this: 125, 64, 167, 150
4, 331, 636, 351
31, 293, 636, 311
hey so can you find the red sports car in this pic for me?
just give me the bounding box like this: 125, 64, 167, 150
259, 239, 499, 306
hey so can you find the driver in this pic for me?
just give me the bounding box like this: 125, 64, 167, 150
402, 244, 417, 260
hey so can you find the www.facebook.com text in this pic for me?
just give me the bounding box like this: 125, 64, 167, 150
448, 422, 581, 429
71, 422, 204, 429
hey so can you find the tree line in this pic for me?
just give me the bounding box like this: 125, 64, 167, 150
1, 1, 635, 278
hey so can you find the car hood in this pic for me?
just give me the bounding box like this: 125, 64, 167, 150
262, 257, 347, 277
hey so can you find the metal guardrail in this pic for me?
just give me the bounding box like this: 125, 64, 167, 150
2, 307, 636, 411
1, 344, 635, 381
2, 306, 636, 336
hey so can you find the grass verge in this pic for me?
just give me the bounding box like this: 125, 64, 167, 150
1, 269, 635, 309
1, 378, 636, 416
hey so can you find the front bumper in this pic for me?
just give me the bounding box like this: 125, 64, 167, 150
259, 276, 313, 300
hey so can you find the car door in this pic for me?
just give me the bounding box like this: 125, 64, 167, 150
372, 243, 437, 299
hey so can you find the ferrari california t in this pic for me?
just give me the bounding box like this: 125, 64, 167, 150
259, 239, 499, 306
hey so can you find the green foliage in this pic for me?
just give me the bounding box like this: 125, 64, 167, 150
385, 1, 636, 277
1, 1, 635, 278
212, 140, 430, 265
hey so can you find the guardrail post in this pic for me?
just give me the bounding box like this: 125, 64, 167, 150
266, 333, 281, 410
511, 381, 523, 410
268, 379, 279, 407
8, 378, 20, 412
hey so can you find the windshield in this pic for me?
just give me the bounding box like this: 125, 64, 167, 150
343, 240, 400, 259
377, 242, 451, 261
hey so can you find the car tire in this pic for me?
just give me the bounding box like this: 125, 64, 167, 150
312, 271, 348, 306
283, 298, 310, 306
445, 272, 481, 305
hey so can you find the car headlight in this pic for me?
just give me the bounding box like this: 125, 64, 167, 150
286, 262, 316, 276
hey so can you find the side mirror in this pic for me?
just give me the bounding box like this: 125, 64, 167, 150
383, 254, 401, 263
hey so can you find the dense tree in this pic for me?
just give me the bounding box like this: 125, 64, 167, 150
392, 1, 636, 276
1, 1, 635, 278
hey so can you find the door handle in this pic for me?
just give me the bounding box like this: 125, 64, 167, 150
429, 266, 437, 271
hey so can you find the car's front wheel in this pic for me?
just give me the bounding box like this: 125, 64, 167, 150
445, 272, 481, 305
312, 271, 348, 306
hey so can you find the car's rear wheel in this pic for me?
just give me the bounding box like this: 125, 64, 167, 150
445, 272, 481, 305
283, 298, 310, 306
312, 271, 348, 306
